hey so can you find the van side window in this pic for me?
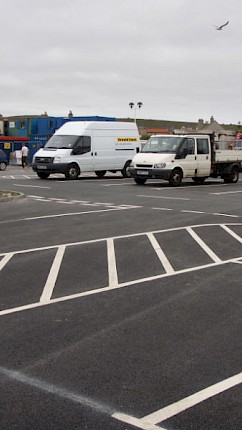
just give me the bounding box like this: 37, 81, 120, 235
73, 136, 91, 155
197, 138, 209, 154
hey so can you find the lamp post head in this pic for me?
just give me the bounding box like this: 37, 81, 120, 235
137, 102, 143, 109
129, 102, 134, 109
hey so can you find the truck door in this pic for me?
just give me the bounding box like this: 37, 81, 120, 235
177, 138, 196, 177
196, 138, 211, 176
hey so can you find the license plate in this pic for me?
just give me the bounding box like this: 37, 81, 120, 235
137, 170, 149, 175
37, 165, 47, 170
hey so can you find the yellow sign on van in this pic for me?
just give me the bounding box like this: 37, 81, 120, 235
117, 138, 137, 142
4, 143, 11, 149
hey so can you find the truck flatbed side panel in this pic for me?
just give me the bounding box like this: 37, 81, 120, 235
214, 150, 242, 162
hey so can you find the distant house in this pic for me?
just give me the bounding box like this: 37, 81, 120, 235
174, 116, 236, 149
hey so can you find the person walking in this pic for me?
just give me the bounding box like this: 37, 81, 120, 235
21, 143, 29, 168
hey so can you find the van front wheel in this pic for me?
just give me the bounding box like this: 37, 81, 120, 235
65, 164, 80, 179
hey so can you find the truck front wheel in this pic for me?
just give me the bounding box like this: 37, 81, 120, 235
37, 172, 50, 179
65, 164, 80, 179
169, 169, 183, 186
134, 178, 146, 185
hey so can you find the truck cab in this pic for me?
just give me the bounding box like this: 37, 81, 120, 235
129, 134, 212, 186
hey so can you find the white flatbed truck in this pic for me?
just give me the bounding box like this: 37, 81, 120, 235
129, 133, 242, 186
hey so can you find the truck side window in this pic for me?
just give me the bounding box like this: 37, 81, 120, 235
72, 136, 91, 155
197, 138, 209, 154
178, 138, 195, 158
186, 138, 195, 155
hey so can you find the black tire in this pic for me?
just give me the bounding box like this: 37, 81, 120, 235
192, 177, 206, 184
122, 161, 131, 178
224, 166, 239, 183
169, 169, 182, 186
95, 170, 106, 178
37, 172, 50, 179
134, 178, 146, 185
65, 164, 80, 179
0, 162, 7, 171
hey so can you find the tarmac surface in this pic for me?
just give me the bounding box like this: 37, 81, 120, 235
0, 166, 242, 430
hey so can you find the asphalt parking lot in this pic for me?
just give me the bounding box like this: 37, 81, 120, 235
0, 166, 242, 430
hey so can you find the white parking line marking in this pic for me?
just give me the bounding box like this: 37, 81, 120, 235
181, 210, 205, 214
212, 213, 239, 218
40, 245, 66, 302
107, 238, 118, 287
210, 190, 242, 195
13, 184, 50, 189
24, 207, 133, 221
147, 233, 174, 274
152, 208, 173, 211
221, 224, 242, 243
138, 195, 190, 201
186, 227, 222, 263
112, 413, 164, 430
0, 253, 14, 271
0, 366, 114, 416
140, 372, 242, 425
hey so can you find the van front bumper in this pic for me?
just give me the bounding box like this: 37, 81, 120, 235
32, 162, 68, 174
129, 167, 172, 181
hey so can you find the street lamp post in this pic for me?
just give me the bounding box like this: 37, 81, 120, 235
129, 102, 143, 123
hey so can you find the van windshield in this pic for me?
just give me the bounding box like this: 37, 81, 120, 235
142, 136, 182, 153
45, 135, 80, 149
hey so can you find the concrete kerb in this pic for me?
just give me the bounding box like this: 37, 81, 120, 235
0, 190, 25, 202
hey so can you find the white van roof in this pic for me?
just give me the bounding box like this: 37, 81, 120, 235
55, 121, 138, 135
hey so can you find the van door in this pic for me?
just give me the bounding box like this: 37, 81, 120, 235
71, 136, 93, 171
196, 138, 211, 176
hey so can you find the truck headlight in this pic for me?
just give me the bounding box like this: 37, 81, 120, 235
154, 163, 166, 168
54, 156, 62, 163
129, 162, 134, 168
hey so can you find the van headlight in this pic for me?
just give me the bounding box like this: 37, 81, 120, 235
129, 162, 134, 168
54, 156, 62, 163
154, 163, 166, 168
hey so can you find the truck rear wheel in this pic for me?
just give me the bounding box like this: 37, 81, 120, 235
65, 164, 80, 179
224, 166, 239, 183
169, 169, 182, 186
95, 170, 106, 178
134, 178, 146, 185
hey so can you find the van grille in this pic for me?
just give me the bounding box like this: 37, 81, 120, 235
35, 157, 54, 163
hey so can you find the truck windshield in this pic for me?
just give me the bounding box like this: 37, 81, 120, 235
45, 135, 80, 149
142, 136, 183, 153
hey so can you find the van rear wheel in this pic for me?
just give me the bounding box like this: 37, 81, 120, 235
95, 170, 106, 178
65, 164, 80, 179
122, 161, 131, 178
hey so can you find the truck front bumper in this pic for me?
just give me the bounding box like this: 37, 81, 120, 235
129, 167, 172, 181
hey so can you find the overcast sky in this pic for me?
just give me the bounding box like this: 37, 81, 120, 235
1, 0, 241, 123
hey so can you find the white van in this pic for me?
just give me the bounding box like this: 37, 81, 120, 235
32, 121, 140, 179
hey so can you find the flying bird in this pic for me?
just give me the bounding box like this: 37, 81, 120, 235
213, 21, 229, 30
